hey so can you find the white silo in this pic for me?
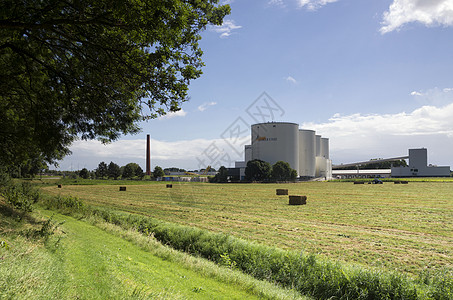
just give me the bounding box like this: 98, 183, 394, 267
298, 129, 316, 177
320, 138, 329, 159
244, 145, 252, 164
251, 122, 299, 174
315, 135, 321, 156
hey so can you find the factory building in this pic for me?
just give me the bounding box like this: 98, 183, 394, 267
236, 122, 332, 180
391, 148, 450, 177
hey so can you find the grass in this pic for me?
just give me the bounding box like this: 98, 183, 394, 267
38, 193, 453, 299
0, 199, 305, 300
41, 181, 453, 277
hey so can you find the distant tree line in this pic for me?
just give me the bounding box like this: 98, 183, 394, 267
210, 160, 297, 183
72, 162, 169, 180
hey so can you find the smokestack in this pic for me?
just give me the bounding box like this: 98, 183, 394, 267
146, 134, 151, 176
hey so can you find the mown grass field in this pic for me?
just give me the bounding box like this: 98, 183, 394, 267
42, 181, 453, 277
0, 200, 304, 300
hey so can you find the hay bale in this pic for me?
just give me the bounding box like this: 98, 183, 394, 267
57, 184, 62, 188
353, 181, 364, 184
166, 184, 173, 188
394, 181, 401, 184
289, 195, 307, 205
401, 181, 408, 184
276, 189, 288, 195
119, 186, 126, 191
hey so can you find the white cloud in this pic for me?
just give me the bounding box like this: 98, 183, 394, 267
58, 89, 453, 171
209, 19, 242, 38
303, 101, 453, 165
58, 136, 250, 171
198, 101, 217, 112
285, 76, 298, 84
410, 87, 453, 106
158, 109, 187, 120
298, 0, 339, 10
268, 0, 286, 8
381, 0, 453, 34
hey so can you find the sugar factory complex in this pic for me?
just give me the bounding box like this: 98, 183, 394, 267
147, 121, 450, 181
234, 122, 332, 180
229, 121, 450, 180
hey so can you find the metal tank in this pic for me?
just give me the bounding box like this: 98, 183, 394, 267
298, 129, 316, 177
315, 135, 321, 156
320, 137, 329, 159
244, 145, 252, 164
251, 122, 299, 174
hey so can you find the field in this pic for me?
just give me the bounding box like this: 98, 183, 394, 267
42, 181, 453, 277
0, 200, 304, 299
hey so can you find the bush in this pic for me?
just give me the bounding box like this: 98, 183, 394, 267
271, 161, 297, 181
1, 181, 40, 213
245, 159, 271, 182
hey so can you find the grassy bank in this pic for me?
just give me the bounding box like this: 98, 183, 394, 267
0, 200, 305, 299
37, 194, 452, 299
41, 181, 453, 276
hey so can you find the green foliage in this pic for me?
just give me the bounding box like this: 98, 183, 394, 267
153, 166, 165, 178
95, 162, 108, 179
245, 159, 272, 182
43, 195, 84, 211
210, 166, 228, 183
108, 161, 121, 179
122, 163, 142, 179
1, 181, 40, 213
79, 168, 90, 179
24, 216, 64, 242
271, 161, 297, 181
0, 0, 230, 171
0, 240, 9, 250
135, 165, 144, 179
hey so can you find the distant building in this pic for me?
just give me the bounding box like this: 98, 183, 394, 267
391, 148, 450, 177
235, 122, 332, 180
332, 169, 392, 179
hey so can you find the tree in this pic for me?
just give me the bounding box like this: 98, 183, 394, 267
0, 0, 230, 172
153, 166, 165, 178
95, 162, 108, 179
210, 166, 228, 183
122, 162, 142, 179
245, 160, 271, 182
107, 162, 121, 179
135, 165, 144, 179
271, 161, 297, 181
79, 168, 89, 179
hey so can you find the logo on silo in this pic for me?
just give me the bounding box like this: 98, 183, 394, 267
256, 136, 277, 142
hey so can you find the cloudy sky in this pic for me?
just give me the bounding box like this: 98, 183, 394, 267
58, 0, 453, 171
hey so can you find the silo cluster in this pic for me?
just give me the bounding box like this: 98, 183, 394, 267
245, 122, 332, 179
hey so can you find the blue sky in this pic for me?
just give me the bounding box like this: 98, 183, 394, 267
58, 0, 453, 172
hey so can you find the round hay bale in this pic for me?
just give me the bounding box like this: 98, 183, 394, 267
289, 195, 307, 205
353, 181, 364, 184
166, 184, 173, 188
401, 181, 408, 184
57, 184, 62, 188
119, 186, 126, 191
276, 189, 288, 195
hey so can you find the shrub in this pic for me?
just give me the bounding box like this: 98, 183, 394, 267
1, 181, 40, 213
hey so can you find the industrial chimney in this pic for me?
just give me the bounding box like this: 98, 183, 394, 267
146, 134, 151, 176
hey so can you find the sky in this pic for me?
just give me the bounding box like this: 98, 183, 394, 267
57, 0, 453, 172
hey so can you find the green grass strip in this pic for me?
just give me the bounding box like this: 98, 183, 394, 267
40, 194, 453, 300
